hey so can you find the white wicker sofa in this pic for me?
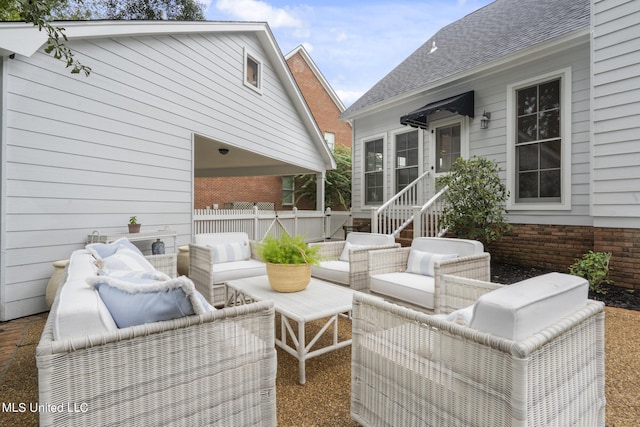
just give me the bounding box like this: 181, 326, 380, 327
37, 243, 277, 426
351, 273, 606, 427
189, 232, 267, 306
309, 232, 400, 291
368, 237, 490, 312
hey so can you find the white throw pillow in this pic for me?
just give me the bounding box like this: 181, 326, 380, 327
406, 250, 457, 276
445, 305, 475, 326
86, 237, 144, 260
208, 241, 251, 263
98, 246, 166, 278
339, 241, 366, 262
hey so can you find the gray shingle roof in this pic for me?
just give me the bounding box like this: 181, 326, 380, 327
343, 0, 589, 116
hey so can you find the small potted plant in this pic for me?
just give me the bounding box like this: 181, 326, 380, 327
128, 216, 141, 233
258, 234, 321, 292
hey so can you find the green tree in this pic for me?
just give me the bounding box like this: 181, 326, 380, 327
295, 145, 352, 210
436, 156, 511, 246
103, 0, 204, 20
16, 0, 92, 75
0, 0, 21, 20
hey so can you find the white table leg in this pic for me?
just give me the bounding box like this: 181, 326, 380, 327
298, 319, 306, 384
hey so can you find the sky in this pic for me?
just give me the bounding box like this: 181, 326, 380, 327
202, 0, 494, 107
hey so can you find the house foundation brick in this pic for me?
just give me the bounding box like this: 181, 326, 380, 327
489, 224, 640, 291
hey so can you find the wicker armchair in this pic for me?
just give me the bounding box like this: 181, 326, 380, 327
351, 274, 606, 427
145, 253, 178, 278
368, 237, 490, 313
189, 233, 266, 306
309, 232, 400, 291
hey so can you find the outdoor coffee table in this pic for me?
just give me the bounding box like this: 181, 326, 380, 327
225, 275, 365, 384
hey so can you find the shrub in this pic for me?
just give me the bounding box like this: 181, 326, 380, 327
569, 251, 612, 294
436, 156, 511, 246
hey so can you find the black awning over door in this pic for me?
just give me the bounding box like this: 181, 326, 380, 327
400, 91, 474, 129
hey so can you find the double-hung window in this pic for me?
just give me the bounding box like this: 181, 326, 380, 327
395, 130, 419, 193
364, 138, 384, 205
282, 176, 294, 206
507, 68, 571, 210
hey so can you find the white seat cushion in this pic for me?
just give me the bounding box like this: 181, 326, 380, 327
370, 272, 435, 310
211, 259, 266, 283
470, 272, 589, 341
54, 250, 118, 341
312, 260, 350, 285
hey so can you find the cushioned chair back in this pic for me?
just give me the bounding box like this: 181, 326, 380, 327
194, 232, 249, 246
346, 232, 395, 246
411, 237, 483, 257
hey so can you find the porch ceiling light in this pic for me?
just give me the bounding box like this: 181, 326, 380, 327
480, 111, 491, 129
219, 148, 229, 155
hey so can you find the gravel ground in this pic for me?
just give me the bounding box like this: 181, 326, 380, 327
275, 264, 640, 426
491, 261, 640, 426
275, 307, 639, 427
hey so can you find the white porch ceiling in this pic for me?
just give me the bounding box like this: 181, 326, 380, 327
194, 134, 320, 178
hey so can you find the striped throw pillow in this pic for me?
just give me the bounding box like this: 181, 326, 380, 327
406, 250, 457, 276
209, 241, 251, 263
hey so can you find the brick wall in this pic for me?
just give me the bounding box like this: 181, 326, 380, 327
487, 224, 593, 273
593, 227, 640, 290
486, 224, 640, 291
286, 51, 352, 148
195, 176, 289, 210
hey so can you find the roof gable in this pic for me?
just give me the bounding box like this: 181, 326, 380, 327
0, 20, 336, 171
285, 45, 346, 113
343, 0, 590, 117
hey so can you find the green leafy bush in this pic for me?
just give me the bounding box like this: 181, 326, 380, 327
295, 145, 352, 210
258, 234, 321, 265
436, 156, 511, 246
569, 251, 612, 294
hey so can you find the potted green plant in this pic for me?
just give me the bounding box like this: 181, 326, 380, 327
258, 234, 321, 292
128, 216, 141, 233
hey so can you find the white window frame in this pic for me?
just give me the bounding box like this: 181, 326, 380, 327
362, 133, 386, 207
243, 47, 262, 94
506, 67, 572, 211
282, 176, 295, 206
324, 132, 335, 151
391, 127, 422, 195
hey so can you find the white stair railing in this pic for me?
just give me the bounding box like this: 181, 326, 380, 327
371, 171, 431, 236
412, 185, 449, 238
371, 170, 449, 238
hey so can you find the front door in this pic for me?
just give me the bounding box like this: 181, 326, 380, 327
429, 117, 469, 193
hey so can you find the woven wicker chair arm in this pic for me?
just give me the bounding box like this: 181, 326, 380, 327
145, 253, 178, 278
367, 247, 411, 276
309, 241, 345, 260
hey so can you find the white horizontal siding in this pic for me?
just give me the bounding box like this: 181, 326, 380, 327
351, 43, 592, 225
1, 29, 325, 319
592, 0, 640, 223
